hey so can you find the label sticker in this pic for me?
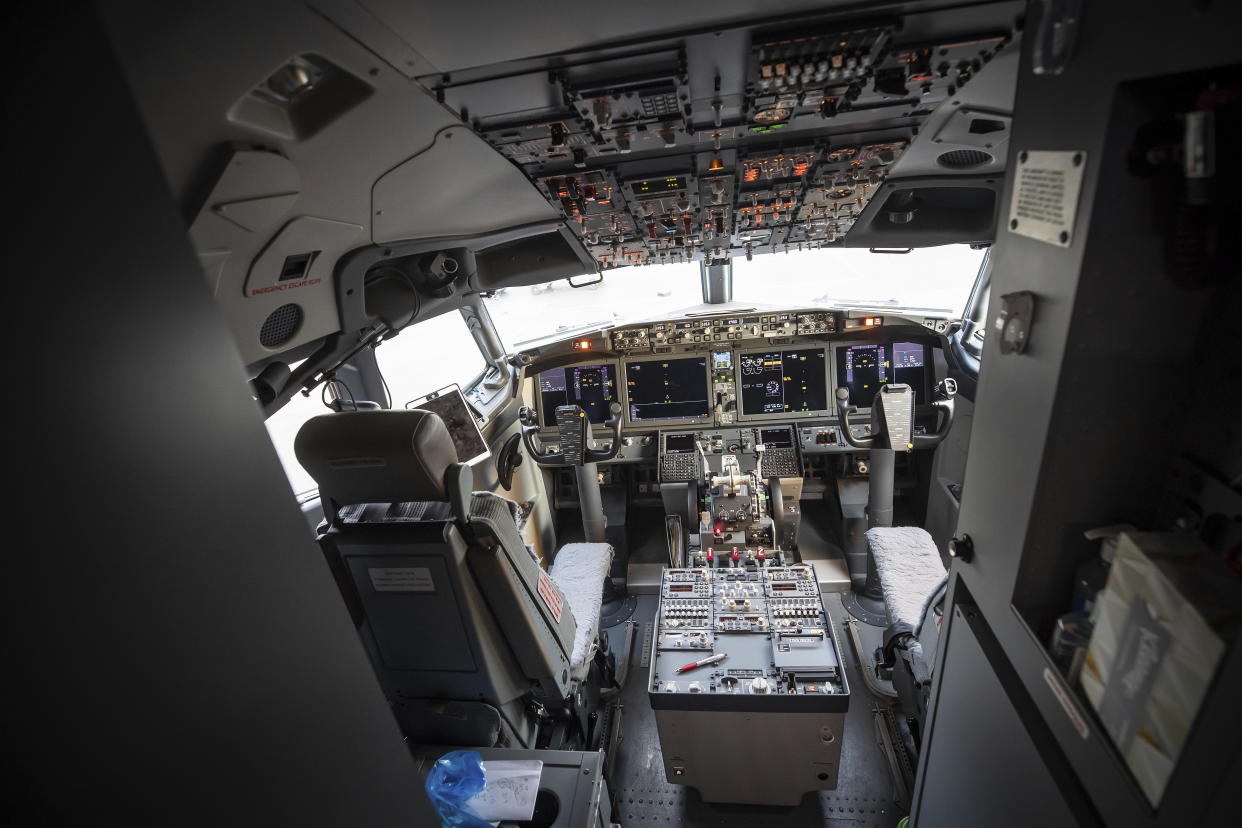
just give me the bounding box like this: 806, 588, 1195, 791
1043, 667, 1090, 739
368, 567, 434, 592
1007, 150, 1087, 247
537, 571, 564, 623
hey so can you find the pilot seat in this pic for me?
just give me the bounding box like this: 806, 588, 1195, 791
868, 525, 949, 751
835, 381, 956, 757
295, 409, 616, 750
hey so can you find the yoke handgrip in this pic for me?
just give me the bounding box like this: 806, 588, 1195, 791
835, 387, 874, 449
518, 406, 563, 464
911, 379, 958, 449
585, 402, 624, 463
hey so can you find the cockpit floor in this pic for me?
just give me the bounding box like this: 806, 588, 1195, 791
603, 594, 906, 827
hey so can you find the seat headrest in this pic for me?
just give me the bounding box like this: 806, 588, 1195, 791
295, 410, 460, 506
327, 399, 382, 412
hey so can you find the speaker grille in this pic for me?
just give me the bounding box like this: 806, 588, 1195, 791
259, 303, 303, 348
936, 149, 994, 169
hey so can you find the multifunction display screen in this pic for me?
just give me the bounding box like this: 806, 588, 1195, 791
626, 357, 710, 422
538, 364, 615, 426
835, 342, 928, 408
738, 348, 828, 416
759, 427, 794, 448
664, 433, 698, 453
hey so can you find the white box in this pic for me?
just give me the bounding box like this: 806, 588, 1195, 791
1079, 531, 1240, 805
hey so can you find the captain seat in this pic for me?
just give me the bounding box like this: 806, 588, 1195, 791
295, 409, 613, 749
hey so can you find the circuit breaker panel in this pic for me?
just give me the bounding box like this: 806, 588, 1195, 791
649, 566, 849, 805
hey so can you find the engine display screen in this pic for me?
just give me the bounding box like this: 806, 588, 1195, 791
538, 364, 615, 426
836, 342, 928, 408
738, 348, 828, 416
626, 357, 710, 422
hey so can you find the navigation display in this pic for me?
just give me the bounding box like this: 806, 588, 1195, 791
738, 348, 828, 416
538, 364, 615, 426
836, 342, 928, 408
626, 357, 709, 422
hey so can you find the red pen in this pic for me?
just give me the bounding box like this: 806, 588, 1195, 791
677, 652, 727, 673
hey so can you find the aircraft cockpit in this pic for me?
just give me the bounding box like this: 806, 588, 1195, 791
16, 2, 1241, 826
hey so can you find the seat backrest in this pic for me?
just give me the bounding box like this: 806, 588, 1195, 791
295, 410, 578, 741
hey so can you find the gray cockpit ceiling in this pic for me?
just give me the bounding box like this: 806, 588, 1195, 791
98, 0, 1019, 393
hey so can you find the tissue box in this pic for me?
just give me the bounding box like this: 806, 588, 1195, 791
1079, 531, 1240, 806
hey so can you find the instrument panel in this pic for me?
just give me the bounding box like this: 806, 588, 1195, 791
525, 309, 946, 468
533, 323, 933, 431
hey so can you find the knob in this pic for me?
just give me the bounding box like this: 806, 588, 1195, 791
750, 677, 771, 694
948, 534, 974, 563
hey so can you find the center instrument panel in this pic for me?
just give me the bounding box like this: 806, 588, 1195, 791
529, 309, 943, 462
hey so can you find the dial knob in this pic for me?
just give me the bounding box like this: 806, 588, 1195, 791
750, 677, 771, 694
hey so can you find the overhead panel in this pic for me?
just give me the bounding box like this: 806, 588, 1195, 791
423, 3, 1021, 270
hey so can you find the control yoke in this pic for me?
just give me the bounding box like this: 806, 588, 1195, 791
835, 378, 957, 451
518, 402, 623, 466
518, 402, 622, 548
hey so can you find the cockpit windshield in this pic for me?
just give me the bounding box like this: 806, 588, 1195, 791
483, 244, 984, 353
731, 245, 985, 316
484, 262, 702, 352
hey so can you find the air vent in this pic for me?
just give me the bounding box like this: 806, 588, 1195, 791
259, 303, 303, 348
937, 149, 994, 169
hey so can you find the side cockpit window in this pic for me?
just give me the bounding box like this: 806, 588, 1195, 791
375, 309, 486, 408
264, 367, 336, 496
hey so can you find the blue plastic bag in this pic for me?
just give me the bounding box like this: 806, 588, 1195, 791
424, 750, 494, 828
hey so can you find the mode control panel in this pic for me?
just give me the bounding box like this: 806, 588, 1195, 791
611, 309, 838, 351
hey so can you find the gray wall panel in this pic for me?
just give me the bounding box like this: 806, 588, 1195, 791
9, 7, 420, 823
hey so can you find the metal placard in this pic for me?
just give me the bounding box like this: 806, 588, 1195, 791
1007, 150, 1087, 247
